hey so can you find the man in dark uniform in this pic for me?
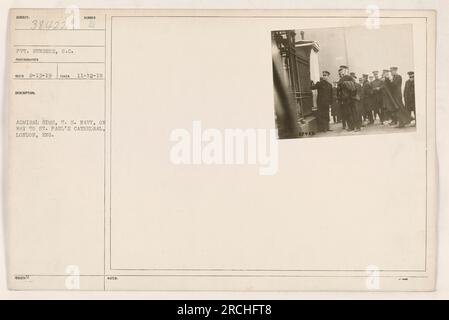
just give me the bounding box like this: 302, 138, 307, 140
354, 76, 364, 128
404, 71, 415, 120
331, 81, 340, 123
377, 68, 411, 128
370, 71, 384, 123
311, 71, 333, 132
362, 74, 374, 124
388, 66, 411, 127
337, 68, 348, 129
337, 65, 359, 131
380, 69, 396, 124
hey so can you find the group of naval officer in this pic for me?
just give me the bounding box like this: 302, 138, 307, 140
310, 66, 416, 133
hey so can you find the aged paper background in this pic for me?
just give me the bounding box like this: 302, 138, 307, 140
0, 0, 447, 298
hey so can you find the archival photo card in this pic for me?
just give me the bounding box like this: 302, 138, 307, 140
6, 9, 436, 291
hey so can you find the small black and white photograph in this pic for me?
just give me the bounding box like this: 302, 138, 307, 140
271, 24, 416, 139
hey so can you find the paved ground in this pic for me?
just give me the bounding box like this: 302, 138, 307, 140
313, 119, 416, 138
